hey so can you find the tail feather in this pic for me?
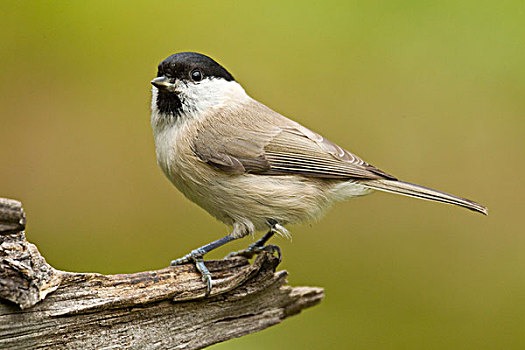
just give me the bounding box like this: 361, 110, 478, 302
359, 179, 488, 215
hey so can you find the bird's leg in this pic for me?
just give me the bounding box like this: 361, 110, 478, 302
226, 224, 282, 261
171, 234, 237, 296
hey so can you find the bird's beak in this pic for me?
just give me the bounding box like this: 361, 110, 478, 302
151, 76, 177, 92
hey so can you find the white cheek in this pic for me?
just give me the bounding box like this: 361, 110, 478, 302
182, 79, 248, 116
150, 79, 249, 133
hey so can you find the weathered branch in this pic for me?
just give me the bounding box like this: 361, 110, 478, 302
0, 198, 323, 349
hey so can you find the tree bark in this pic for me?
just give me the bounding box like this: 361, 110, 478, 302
0, 198, 324, 349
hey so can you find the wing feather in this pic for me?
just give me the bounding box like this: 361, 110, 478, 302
192, 100, 396, 180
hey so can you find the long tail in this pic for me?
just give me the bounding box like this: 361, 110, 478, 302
359, 179, 488, 215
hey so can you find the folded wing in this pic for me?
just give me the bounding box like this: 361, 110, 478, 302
192, 100, 395, 180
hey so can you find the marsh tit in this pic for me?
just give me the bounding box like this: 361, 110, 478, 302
150, 52, 487, 295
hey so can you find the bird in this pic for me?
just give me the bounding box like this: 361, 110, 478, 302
150, 52, 487, 295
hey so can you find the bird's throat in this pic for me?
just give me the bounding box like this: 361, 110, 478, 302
156, 90, 183, 117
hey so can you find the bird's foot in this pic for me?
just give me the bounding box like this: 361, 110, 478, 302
226, 243, 281, 262
171, 248, 213, 296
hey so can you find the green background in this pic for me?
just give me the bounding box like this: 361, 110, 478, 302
1, 1, 524, 349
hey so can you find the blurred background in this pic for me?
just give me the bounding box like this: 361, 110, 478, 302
1, 1, 524, 349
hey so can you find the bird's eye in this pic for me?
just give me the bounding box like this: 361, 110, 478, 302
190, 69, 203, 82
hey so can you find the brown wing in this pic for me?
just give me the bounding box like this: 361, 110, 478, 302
192, 100, 396, 180
192, 123, 275, 174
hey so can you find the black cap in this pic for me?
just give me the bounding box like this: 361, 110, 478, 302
157, 52, 234, 82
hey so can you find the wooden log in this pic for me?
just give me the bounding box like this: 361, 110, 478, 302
0, 198, 323, 349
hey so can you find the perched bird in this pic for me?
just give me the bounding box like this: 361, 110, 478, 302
150, 52, 487, 294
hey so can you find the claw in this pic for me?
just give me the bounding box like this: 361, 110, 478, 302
226, 226, 284, 262
170, 250, 213, 296
170, 248, 199, 266
226, 249, 256, 259
261, 244, 282, 262
195, 257, 213, 296
170, 256, 189, 266
226, 241, 260, 259
226, 243, 282, 262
